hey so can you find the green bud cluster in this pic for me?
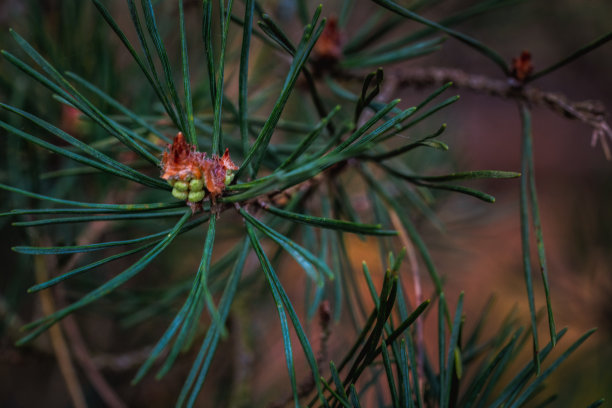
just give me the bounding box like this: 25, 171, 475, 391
169, 177, 206, 203
224, 170, 235, 186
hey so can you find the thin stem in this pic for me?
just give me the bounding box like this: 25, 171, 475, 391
33, 246, 87, 408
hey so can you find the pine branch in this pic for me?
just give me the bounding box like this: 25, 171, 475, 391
340, 66, 612, 158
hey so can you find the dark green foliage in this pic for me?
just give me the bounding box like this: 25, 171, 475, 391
1, 0, 609, 406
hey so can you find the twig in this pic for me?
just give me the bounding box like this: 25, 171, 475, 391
37, 189, 136, 407
316, 300, 332, 372
0, 294, 50, 352
90, 346, 155, 371
341, 66, 612, 158
62, 315, 128, 408
5, 294, 154, 374
33, 245, 87, 408
52, 189, 137, 408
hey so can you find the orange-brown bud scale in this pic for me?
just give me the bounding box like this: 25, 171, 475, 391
161, 132, 205, 181
313, 17, 343, 62
510, 51, 533, 83
311, 16, 343, 74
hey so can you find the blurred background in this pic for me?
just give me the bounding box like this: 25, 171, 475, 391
0, 0, 611, 406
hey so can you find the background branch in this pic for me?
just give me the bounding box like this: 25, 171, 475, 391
341, 66, 612, 158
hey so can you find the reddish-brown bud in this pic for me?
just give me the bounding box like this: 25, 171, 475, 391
511, 51, 533, 82
311, 16, 343, 74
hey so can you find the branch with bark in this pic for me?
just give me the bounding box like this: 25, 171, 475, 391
341, 66, 612, 158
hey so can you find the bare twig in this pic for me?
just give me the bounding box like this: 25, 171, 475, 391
51, 189, 139, 408
90, 347, 155, 371
34, 189, 137, 408
315, 300, 332, 380
62, 315, 128, 408
341, 66, 612, 158
33, 246, 87, 408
